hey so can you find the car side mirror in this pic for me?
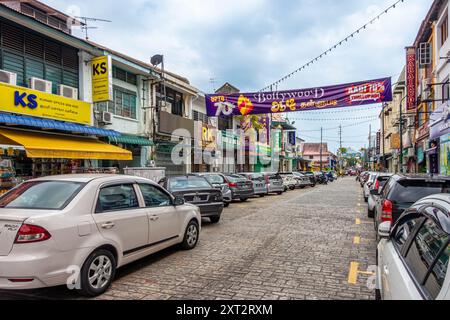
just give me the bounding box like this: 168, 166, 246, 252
378, 221, 392, 239
174, 196, 185, 206
370, 189, 379, 196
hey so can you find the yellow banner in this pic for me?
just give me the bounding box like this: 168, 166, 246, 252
92, 55, 112, 103
0, 82, 92, 125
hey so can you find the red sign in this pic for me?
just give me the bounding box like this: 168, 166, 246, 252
406, 47, 417, 111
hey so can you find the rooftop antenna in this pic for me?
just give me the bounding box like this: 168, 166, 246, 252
75, 16, 112, 41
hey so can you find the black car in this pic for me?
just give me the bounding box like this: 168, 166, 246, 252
372, 174, 450, 234
160, 175, 224, 223
223, 174, 255, 202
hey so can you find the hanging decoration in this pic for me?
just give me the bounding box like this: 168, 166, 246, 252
206, 77, 392, 117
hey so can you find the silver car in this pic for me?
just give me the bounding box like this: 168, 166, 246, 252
261, 172, 284, 195
238, 173, 268, 197
376, 194, 450, 300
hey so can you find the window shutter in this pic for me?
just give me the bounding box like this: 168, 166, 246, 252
25, 58, 44, 84
63, 70, 78, 88
62, 47, 78, 70
45, 40, 61, 65
45, 64, 62, 93
3, 51, 25, 86
25, 33, 45, 59
2, 24, 24, 53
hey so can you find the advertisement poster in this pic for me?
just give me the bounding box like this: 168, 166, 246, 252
440, 133, 450, 176
206, 77, 392, 117
92, 55, 113, 103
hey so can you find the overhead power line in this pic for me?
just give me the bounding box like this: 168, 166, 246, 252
259, 0, 406, 92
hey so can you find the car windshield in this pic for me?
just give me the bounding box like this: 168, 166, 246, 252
391, 180, 450, 203
0, 181, 84, 210
204, 175, 225, 184
226, 175, 244, 182
169, 178, 212, 191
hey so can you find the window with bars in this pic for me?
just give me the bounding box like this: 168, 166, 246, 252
193, 110, 208, 124
441, 14, 449, 47
0, 20, 79, 93
94, 87, 137, 119
155, 85, 184, 117
113, 66, 137, 85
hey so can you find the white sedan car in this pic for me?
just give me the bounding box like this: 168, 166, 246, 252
376, 194, 450, 300
0, 174, 201, 296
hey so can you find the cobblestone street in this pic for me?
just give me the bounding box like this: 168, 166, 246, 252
0, 177, 377, 300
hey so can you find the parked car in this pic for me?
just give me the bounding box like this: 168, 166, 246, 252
261, 172, 284, 195
376, 194, 450, 300
160, 175, 223, 223
237, 173, 268, 197
372, 174, 450, 235
223, 174, 255, 202
368, 173, 393, 218
360, 172, 370, 188
279, 173, 297, 191
0, 174, 201, 296
298, 171, 316, 187
363, 172, 378, 202
196, 173, 232, 207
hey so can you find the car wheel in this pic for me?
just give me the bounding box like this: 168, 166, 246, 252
368, 208, 374, 218
78, 249, 116, 297
259, 194, 265, 197
364, 197, 368, 203
289, 186, 295, 190
181, 220, 199, 249
240, 198, 248, 202
277, 191, 283, 195
283, 186, 288, 192
224, 202, 230, 208
375, 289, 381, 300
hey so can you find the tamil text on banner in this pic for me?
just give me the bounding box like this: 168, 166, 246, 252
92, 55, 113, 103
206, 77, 392, 117
0, 82, 92, 125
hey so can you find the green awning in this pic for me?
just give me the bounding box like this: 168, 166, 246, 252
109, 135, 154, 146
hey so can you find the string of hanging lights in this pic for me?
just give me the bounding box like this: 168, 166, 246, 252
259, 0, 406, 92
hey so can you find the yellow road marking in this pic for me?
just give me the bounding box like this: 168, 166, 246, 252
348, 262, 359, 285
353, 236, 361, 245
356, 218, 361, 225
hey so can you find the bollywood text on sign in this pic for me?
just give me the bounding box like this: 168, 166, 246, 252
206, 77, 392, 117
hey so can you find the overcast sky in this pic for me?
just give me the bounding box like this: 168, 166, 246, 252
48, 0, 431, 153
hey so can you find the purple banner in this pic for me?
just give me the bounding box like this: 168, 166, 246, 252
206, 77, 392, 117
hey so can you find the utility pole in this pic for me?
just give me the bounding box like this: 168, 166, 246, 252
339, 125, 342, 174
320, 127, 323, 172
368, 124, 372, 171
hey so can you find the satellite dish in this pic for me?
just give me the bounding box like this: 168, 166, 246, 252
151, 54, 164, 66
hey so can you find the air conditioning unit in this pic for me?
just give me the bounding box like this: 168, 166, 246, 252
0, 69, 17, 85
58, 84, 78, 99
158, 100, 172, 113
30, 77, 52, 93
101, 111, 113, 125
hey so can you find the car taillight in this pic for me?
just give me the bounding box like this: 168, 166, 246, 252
228, 182, 237, 188
375, 180, 380, 190
15, 224, 51, 244
381, 200, 393, 222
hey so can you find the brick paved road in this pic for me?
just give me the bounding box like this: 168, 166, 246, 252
0, 177, 377, 300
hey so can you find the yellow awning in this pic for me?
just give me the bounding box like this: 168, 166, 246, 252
0, 128, 132, 160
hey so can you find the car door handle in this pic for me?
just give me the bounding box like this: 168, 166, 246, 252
383, 265, 389, 276
149, 215, 159, 221
101, 222, 115, 229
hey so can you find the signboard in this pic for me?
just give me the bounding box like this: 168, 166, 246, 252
391, 133, 401, 149
430, 102, 450, 140
206, 77, 392, 117
92, 55, 113, 103
376, 131, 381, 155
406, 47, 417, 111
0, 82, 91, 125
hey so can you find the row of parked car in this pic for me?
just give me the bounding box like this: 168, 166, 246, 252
158, 171, 319, 224
358, 171, 450, 300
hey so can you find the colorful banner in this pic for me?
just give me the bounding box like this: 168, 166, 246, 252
0, 82, 92, 125
206, 77, 392, 117
92, 55, 113, 103
406, 47, 417, 111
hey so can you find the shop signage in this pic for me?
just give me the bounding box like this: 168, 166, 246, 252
376, 131, 381, 155
391, 133, 401, 149
430, 102, 450, 140
92, 55, 113, 103
0, 82, 91, 125
206, 77, 392, 117
406, 47, 417, 111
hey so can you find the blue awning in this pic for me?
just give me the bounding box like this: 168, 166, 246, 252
0, 113, 120, 137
